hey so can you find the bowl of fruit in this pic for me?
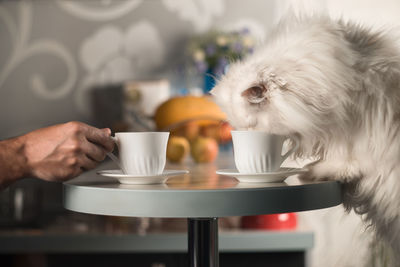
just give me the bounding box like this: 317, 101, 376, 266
154, 95, 233, 163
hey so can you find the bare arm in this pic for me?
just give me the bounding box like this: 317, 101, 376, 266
0, 121, 114, 189
0, 135, 28, 188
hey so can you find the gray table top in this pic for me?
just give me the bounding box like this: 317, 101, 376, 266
63, 156, 342, 218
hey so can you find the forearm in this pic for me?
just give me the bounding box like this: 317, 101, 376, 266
0, 122, 113, 188
0, 135, 29, 189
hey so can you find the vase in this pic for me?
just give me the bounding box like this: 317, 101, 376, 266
203, 68, 216, 94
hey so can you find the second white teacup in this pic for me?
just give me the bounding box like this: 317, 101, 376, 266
231, 131, 299, 173
108, 132, 169, 175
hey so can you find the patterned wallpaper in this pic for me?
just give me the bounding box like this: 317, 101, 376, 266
1, 0, 399, 140
0, 0, 276, 139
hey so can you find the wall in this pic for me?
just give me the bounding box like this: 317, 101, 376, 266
0, 0, 275, 139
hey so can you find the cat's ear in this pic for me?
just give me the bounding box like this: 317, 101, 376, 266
241, 85, 267, 104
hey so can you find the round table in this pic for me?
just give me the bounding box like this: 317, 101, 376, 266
63, 160, 342, 267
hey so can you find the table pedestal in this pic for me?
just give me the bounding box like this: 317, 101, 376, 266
188, 218, 219, 267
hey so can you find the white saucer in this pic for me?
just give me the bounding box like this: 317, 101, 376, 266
216, 168, 307, 183
97, 169, 189, 185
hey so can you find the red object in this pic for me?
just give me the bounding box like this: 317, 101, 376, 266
219, 122, 233, 143
240, 213, 297, 230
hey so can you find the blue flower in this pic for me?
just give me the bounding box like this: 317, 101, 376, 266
195, 61, 208, 73
232, 42, 243, 53
205, 44, 216, 56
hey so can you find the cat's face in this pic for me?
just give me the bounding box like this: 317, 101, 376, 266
211, 25, 354, 137
210, 59, 304, 135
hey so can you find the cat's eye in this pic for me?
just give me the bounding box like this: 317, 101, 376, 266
241, 85, 267, 104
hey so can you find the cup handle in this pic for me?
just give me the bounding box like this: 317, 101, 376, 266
281, 135, 300, 162
106, 136, 126, 173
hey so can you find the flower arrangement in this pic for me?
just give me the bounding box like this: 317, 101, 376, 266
187, 28, 256, 77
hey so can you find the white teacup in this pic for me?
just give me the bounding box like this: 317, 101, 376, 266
231, 131, 299, 173
107, 132, 169, 175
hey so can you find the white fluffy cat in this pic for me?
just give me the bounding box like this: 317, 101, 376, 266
211, 15, 400, 264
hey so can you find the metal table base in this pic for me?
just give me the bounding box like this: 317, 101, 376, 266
188, 218, 219, 267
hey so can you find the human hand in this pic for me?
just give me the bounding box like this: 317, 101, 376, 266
21, 121, 114, 182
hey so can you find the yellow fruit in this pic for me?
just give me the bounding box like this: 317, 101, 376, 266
190, 137, 219, 163
200, 124, 220, 140
167, 136, 190, 163
182, 121, 200, 142
154, 96, 227, 130
170, 122, 200, 142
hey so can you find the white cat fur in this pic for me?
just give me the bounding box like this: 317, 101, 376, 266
211, 15, 400, 264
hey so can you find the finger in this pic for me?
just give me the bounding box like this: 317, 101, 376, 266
80, 140, 107, 162
102, 128, 111, 136
79, 155, 98, 171
82, 125, 114, 152
100, 128, 115, 152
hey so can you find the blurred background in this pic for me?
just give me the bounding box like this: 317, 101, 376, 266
1, 0, 400, 266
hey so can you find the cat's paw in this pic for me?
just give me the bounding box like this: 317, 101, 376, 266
299, 160, 362, 183
299, 160, 329, 182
